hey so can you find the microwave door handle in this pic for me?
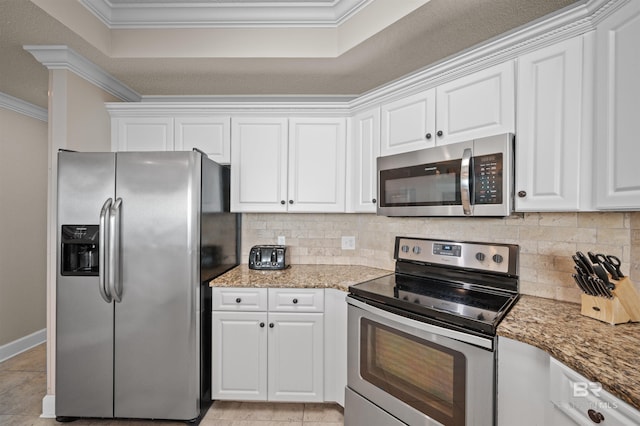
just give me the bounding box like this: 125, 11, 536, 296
99, 198, 113, 303
461, 148, 472, 216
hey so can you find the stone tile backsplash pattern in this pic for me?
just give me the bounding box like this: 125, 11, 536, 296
242, 212, 640, 304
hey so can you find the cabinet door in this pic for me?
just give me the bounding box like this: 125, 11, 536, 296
349, 108, 380, 213
515, 36, 586, 211
380, 89, 436, 156
113, 117, 174, 151
174, 116, 231, 164
212, 311, 268, 401
288, 118, 346, 213
436, 62, 515, 145
230, 117, 288, 212
595, 0, 640, 209
267, 312, 324, 402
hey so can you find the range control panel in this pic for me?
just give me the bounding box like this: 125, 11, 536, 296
395, 237, 518, 275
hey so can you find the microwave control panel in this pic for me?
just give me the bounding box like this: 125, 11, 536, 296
474, 153, 503, 205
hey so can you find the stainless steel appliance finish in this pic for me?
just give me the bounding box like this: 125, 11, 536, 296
248, 245, 289, 270
376, 133, 514, 217
56, 151, 239, 422
345, 237, 519, 426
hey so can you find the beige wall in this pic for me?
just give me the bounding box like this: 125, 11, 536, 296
0, 107, 48, 346
242, 212, 637, 304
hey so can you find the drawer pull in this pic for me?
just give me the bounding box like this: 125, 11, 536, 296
235, 298, 242, 303
259, 322, 265, 328
292, 298, 298, 304
587, 409, 604, 424
269, 323, 275, 328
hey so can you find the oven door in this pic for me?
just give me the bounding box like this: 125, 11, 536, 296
346, 298, 495, 426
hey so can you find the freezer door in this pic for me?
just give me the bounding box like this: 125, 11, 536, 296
56, 152, 115, 418
113, 151, 201, 420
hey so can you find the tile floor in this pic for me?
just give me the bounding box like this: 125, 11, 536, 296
0, 344, 344, 426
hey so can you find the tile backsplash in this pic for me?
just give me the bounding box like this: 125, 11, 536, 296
242, 212, 640, 303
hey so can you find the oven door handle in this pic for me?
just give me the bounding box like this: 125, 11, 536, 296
461, 148, 472, 216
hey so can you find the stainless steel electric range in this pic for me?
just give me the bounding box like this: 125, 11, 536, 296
345, 236, 519, 426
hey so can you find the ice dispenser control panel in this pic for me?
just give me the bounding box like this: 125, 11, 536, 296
60, 225, 99, 276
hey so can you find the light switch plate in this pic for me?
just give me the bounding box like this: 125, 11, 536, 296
342, 236, 356, 250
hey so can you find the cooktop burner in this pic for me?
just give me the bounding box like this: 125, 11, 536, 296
348, 237, 519, 336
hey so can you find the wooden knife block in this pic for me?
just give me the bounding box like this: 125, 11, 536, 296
581, 277, 640, 325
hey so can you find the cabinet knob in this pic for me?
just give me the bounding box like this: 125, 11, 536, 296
289, 200, 293, 204
235, 298, 242, 303
260, 322, 265, 328
436, 130, 443, 137
518, 190, 527, 198
587, 409, 604, 423
372, 198, 377, 204
280, 200, 285, 205
425, 133, 432, 140
292, 298, 298, 304
269, 323, 275, 328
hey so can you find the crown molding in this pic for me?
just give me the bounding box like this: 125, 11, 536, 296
23, 45, 141, 102
80, 0, 373, 29
0, 92, 48, 122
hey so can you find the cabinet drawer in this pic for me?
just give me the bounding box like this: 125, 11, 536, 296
549, 358, 640, 425
268, 289, 324, 312
212, 288, 268, 311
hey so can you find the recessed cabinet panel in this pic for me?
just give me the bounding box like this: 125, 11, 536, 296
174, 116, 230, 164
515, 36, 585, 211
349, 108, 380, 213
212, 311, 268, 400
231, 118, 288, 212
381, 89, 436, 156
436, 62, 514, 145
595, 0, 640, 209
115, 118, 174, 151
288, 118, 346, 212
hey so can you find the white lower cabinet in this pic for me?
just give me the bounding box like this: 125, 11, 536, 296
498, 337, 640, 425
212, 288, 324, 402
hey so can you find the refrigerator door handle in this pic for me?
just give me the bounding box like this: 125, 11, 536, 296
109, 198, 123, 303
99, 198, 113, 303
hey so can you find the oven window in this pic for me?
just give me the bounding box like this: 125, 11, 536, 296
380, 159, 461, 207
360, 318, 466, 426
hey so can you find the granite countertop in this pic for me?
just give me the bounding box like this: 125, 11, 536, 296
209, 264, 393, 292
498, 295, 640, 410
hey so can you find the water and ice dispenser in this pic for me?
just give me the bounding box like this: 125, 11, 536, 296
60, 225, 99, 276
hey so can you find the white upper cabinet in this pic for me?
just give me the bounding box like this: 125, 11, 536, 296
380, 89, 436, 156
288, 118, 346, 213
174, 116, 231, 164
348, 108, 380, 213
379, 62, 514, 156
595, 0, 640, 209
436, 61, 515, 145
111, 114, 231, 164
231, 116, 347, 213
230, 117, 289, 212
515, 35, 590, 211
114, 117, 174, 151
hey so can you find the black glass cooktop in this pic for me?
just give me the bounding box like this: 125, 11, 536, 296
349, 273, 518, 336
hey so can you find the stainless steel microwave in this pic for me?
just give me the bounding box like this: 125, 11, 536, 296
377, 133, 514, 217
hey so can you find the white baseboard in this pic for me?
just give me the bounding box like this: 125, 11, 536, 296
0, 328, 46, 363
41, 394, 56, 418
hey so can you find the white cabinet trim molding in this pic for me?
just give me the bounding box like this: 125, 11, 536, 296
0, 92, 48, 122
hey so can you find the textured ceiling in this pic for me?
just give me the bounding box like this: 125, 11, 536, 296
0, 0, 579, 109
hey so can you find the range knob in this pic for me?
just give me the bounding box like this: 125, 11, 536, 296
401, 245, 410, 253
475, 252, 486, 262
412, 246, 421, 254
492, 254, 504, 264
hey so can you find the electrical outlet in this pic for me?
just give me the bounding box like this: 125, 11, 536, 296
341, 236, 356, 250
277, 236, 286, 245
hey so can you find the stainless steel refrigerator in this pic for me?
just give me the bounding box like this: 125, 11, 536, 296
55, 150, 239, 422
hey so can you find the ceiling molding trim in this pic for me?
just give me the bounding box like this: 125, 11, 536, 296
23, 45, 141, 102
0, 92, 48, 122
351, 0, 612, 111
80, 0, 372, 29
